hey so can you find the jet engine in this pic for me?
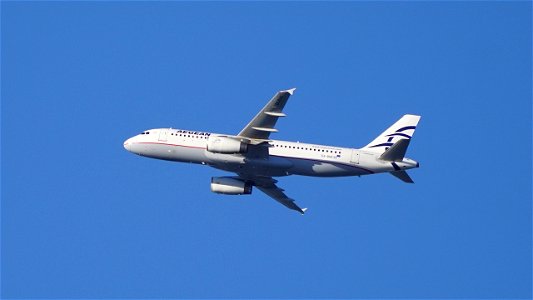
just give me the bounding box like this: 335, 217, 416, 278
210, 177, 252, 195
206, 136, 248, 154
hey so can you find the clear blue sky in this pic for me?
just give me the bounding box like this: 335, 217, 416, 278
2, 2, 531, 299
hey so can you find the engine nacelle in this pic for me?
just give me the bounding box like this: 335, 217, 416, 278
206, 136, 248, 154
210, 177, 252, 195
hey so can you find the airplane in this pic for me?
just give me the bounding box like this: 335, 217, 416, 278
123, 88, 421, 214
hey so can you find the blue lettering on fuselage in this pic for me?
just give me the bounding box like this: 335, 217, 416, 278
175, 130, 211, 137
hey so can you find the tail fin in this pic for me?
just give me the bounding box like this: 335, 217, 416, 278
363, 114, 421, 153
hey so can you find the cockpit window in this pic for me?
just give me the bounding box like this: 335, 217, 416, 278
140, 131, 150, 135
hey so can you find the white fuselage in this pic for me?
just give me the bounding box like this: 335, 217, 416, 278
123, 128, 419, 178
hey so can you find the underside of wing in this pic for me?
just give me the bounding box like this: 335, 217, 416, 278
239, 175, 307, 214
238, 88, 295, 140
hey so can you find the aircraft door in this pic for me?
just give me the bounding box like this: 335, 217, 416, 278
350, 150, 360, 164
158, 129, 168, 142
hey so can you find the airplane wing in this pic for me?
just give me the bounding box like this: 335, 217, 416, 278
238, 88, 295, 140
239, 175, 307, 214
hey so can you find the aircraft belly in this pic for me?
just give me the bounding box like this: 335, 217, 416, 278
136, 143, 207, 163
204, 151, 245, 165
287, 157, 368, 177
209, 154, 292, 177
169, 147, 208, 163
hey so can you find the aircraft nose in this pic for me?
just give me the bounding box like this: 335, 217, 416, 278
123, 138, 132, 151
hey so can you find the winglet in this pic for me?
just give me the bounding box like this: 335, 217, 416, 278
301, 208, 308, 215
283, 88, 296, 95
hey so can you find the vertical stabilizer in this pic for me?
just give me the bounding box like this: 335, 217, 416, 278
363, 114, 421, 153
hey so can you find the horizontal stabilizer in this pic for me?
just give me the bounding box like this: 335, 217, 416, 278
390, 170, 414, 183
380, 139, 410, 162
